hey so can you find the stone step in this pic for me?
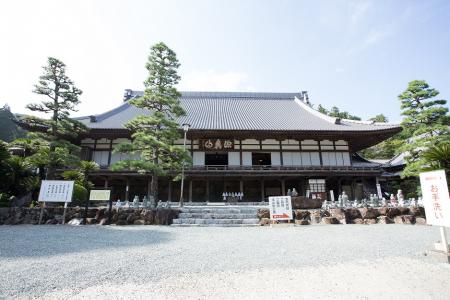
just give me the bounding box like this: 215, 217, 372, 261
178, 213, 257, 219
180, 208, 260, 214
172, 218, 260, 225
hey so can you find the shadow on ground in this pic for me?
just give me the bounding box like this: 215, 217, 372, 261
0, 225, 172, 258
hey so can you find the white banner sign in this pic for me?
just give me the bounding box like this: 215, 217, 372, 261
89, 190, 111, 201
419, 170, 450, 227
376, 184, 383, 199
269, 196, 293, 220
38, 180, 74, 203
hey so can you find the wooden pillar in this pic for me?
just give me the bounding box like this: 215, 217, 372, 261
189, 180, 193, 202
261, 179, 265, 202
240, 179, 244, 193
104, 177, 109, 188
281, 178, 286, 196
125, 178, 130, 201
168, 180, 172, 202
279, 140, 283, 166
107, 139, 113, 166
206, 180, 210, 202
145, 177, 150, 199
239, 140, 243, 165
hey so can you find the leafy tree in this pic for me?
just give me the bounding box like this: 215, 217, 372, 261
317, 104, 361, 120
369, 114, 388, 123
62, 161, 99, 206
0, 104, 26, 142
110, 42, 191, 203
20, 57, 86, 178
398, 80, 449, 177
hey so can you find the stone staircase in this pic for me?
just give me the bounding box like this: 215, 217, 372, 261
171, 206, 261, 227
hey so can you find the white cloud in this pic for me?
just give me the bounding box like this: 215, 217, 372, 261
178, 70, 249, 91
349, 1, 373, 24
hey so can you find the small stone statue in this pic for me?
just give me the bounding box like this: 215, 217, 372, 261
133, 196, 139, 208
381, 197, 387, 207
353, 199, 358, 208
410, 198, 416, 207
287, 189, 292, 196
115, 199, 122, 208
417, 197, 423, 207
124, 200, 130, 208
390, 194, 397, 207
292, 188, 298, 197
397, 190, 404, 207
142, 196, 148, 207
342, 191, 349, 207
321, 200, 328, 210
338, 195, 343, 208
149, 196, 156, 208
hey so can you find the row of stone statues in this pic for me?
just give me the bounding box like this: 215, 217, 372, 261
114, 196, 173, 209
322, 190, 424, 209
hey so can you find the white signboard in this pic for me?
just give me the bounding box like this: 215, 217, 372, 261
89, 190, 111, 201
419, 170, 450, 227
38, 180, 74, 203
269, 196, 293, 220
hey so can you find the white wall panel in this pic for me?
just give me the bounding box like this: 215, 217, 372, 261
193, 152, 205, 166
271, 152, 281, 166
242, 152, 252, 166
228, 152, 240, 166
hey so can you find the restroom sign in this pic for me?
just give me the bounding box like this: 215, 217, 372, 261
269, 196, 293, 220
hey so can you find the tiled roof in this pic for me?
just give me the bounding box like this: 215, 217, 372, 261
77, 91, 401, 132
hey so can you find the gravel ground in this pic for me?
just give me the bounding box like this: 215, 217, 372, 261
1, 224, 450, 300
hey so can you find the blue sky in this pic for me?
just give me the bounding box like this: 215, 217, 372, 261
1, 0, 449, 122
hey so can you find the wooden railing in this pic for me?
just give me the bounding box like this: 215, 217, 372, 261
186, 165, 380, 172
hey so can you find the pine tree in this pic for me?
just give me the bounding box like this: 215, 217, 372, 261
111, 42, 190, 203
399, 80, 449, 177
20, 57, 86, 178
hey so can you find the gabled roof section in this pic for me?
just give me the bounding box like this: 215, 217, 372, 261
77, 90, 401, 132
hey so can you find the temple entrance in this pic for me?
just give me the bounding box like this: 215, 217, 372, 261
205, 152, 228, 165
209, 180, 224, 201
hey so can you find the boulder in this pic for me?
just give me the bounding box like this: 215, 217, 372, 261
68, 218, 83, 226
378, 207, 388, 216
359, 208, 380, 219
259, 218, 271, 226
126, 214, 137, 224
45, 219, 58, 225
116, 220, 127, 226
98, 218, 108, 225
386, 208, 401, 218
329, 209, 346, 224
364, 219, 377, 225
415, 217, 427, 225
377, 216, 393, 224
291, 196, 323, 209
257, 208, 270, 219
345, 208, 362, 221
133, 219, 145, 225
321, 217, 340, 224
398, 207, 410, 215
410, 207, 425, 217
141, 209, 155, 224
86, 218, 98, 225
353, 218, 364, 224
295, 219, 310, 225
295, 210, 311, 221
394, 215, 415, 224
310, 210, 321, 224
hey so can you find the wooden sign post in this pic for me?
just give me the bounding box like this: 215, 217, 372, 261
419, 170, 450, 263
37, 180, 74, 225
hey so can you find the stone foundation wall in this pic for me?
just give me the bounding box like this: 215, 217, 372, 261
257, 207, 427, 225
0, 207, 179, 226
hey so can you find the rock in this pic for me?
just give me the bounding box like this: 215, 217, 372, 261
321, 217, 340, 224
386, 208, 401, 218
45, 219, 58, 225
410, 207, 425, 217
321, 210, 331, 217
329, 209, 346, 224
291, 196, 323, 209
86, 218, 98, 225
310, 210, 321, 224
394, 215, 416, 224
116, 220, 127, 226
378, 207, 388, 216
295, 219, 310, 225
259, 218, 271, 226
398, 207, 410, 215
364, 219, 377, 225
133, 219, 145, 225
359, 208, 380, 219
415, 217, 427, 225
377, 216, 393, 224
295, 210, 311, 220
257, 209, 270, 219
345, 208, 362, 221
353, 218, 364, 224
68, 218, 83, 226
126, 214, 137, 224
98, 218, 108, 225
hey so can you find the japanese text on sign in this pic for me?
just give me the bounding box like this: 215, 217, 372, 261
38, 180, 74, 203
419, 170, 450, 227
268, 196, 293, 220
200, 139, 234, 150
89, 190, 111, 201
